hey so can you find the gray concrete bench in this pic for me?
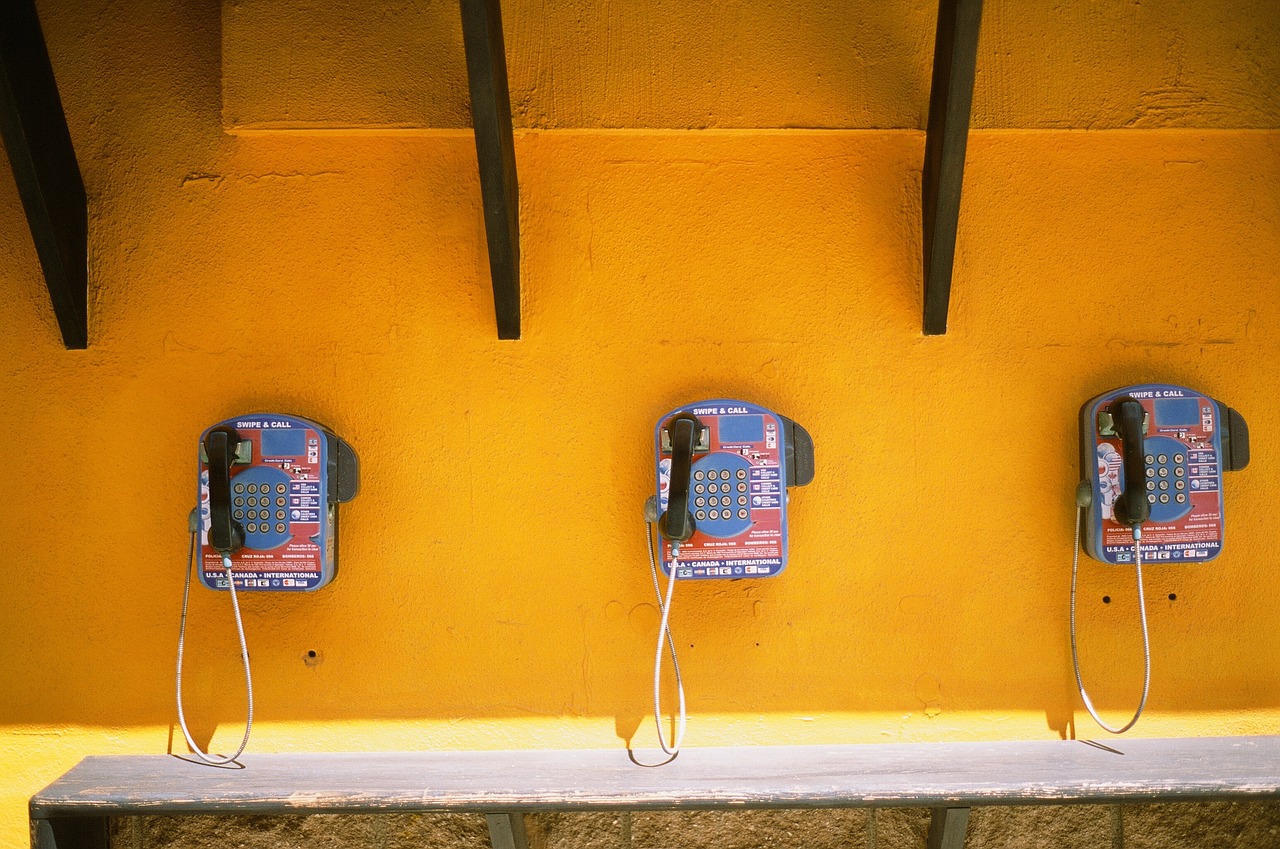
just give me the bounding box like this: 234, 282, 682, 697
29, 736, 1280, 849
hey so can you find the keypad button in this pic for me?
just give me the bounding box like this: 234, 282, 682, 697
693, 471, 704, 481
1159, 494, 1170, 504
737, 482, 747, 492
1157, 454, 1168, 464
1174, 480, 1185, 491
738, 509, 748, 519
1159, 480, 1169, 491
234, 509, 244, 519
234, 496, 245, 506
276, 522, 287, 533
720, 470, 731, 480
736, 469, 747, 479
719, 509, 731, 519
694, 484, 704, 494
695, 497, 705, 507
1146, 481, 1156, 491
234, 483, 245, 494
1148, 494, 1157, 503
276, 496, 286, 506
709, 483, 720, 494
276, 510, 285, 520
1175, 494, 1186, 504
1174, 454, 1185, 464
738, 495, 747, 506
247, 522, 258, 533
1158, 467, 1168, 478
1145, 454, 1155, 465
1175, 466, 1184, 477
276, 483, 288, 494
695, 510, 707, 521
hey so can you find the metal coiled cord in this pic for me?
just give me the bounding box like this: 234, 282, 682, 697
1070, 508, 1151, 734
176, 534, 254, 765
647, 522, 686, 756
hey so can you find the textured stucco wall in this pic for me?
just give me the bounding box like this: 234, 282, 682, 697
222, 0, 1280, 130
2, 1, 1279, 849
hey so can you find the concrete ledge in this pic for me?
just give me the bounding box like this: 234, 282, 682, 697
30, 737, 1280, 848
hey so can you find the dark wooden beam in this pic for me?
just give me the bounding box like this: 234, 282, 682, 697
922, 0, 983, 336
0, 0, 87, 349
926, 807, 970, 849
460, 0, 520, 340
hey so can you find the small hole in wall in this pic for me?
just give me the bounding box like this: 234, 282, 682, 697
1102, 596, 1111, 604
1168, 593, 1177, 601
303, 649, 323, 668
307, 650, 317, 658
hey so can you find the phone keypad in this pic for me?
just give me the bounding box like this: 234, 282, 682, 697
226, 465, 294, 550
1139, 435, 1194, 522
688, 453, 754, 539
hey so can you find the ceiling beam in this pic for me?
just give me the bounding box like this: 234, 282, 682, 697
461, 0, 521, 341
0, 0, 87, 349
922, 0, 983, 336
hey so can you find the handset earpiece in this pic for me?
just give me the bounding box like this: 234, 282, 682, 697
1107, 397, 1150, 529
658, 413, 700, 543
204, 427, 244, 553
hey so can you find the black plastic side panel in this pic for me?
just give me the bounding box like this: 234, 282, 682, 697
1220, 402, 1250, 473
781, 417, 815, 487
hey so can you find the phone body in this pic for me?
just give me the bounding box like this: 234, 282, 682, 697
1079, 383, 1248, 565
198, 413, 358, 591
654, 399, 814, 579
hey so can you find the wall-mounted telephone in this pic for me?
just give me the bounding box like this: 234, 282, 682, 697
645, 399, 814, 758
654, 399, 815, 580
178, 413, 358, 765
1079, 385, 1248, 565
198, 413, 359, 591
1072, 383, 1248, 733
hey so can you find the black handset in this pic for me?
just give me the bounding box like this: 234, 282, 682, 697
658, 414, 700, 543
203, 427, 244, 553
1107, 397, 1151, 529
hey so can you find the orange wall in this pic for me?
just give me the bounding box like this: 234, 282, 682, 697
0, 2, 1278, 848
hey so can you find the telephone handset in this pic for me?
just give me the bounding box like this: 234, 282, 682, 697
654, 399, 815, 579
644, 399, 814, 759
178, 414, 358, 766
1079, 384, 1248, 564
198, 413, 359, 591
1072, 383, 1248, 734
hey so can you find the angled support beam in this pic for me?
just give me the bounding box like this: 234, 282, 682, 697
926, 806, 970, 849
484, 813, 529, 849
460, 0, 521, 340
30, 816, 109, 849
0, 0, 87, 349
922, 0, 983, 336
